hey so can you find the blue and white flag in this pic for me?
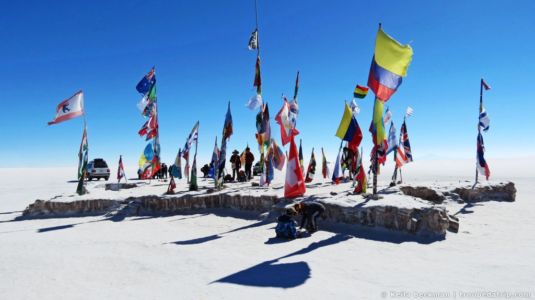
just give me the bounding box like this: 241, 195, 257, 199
331, 148, 343, 184
386, 121, 397, 155
182, 121, 200, 159
479, 107, 490, 132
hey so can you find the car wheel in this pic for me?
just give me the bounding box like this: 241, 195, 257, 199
88, 177, 92, 181
105, 177, 109, 181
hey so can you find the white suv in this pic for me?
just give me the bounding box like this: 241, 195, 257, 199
86, 158, 110, 181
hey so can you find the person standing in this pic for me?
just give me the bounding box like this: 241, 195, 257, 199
230, 150, 241, 181
244, 147, 255, 180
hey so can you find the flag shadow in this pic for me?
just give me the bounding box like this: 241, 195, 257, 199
213, 234, 350, 288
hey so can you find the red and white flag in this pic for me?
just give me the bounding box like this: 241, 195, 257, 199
48, 91, 84, 125
117, 155, 126, 182
284, 138, 306, 198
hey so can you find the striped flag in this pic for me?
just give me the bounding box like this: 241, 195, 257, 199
477, 133, 490, 180
48, 91, 84, 125
353, 85, 369, 99
117, 155, 126, 182
395, 121, 413, 167
321, 147, 329, 179
305, 148, 316, 183
405, 106, 414, 118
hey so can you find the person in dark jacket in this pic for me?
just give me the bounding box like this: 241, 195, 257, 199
229, 150, 241, 181
244, 147, 255, 180
275, 207, 299, 239
294, 201, 326, 233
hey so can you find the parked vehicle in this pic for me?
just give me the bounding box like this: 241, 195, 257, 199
253, 162, 262, 176
86, 158, 110, 181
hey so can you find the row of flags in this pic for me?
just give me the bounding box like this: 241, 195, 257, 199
136, 67, 161, 180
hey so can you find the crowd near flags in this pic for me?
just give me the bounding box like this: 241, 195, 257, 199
475, 79, 492, 184
76, 126, 88, 195
117, 155, 126, 183
48, 91, 84, 125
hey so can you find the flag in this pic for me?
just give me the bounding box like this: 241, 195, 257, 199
288, 97, 299, 129
284, 138, 306, 198
305, 148, 316, 183
222, 102, 233, 140
275, 99, 300, 146
48, 91, 84, 125
167, 176, 176, 193
255, 103, 270, 147
367, 28, 413, 102
136, 67, 156, 94
183, 121, 200, 159
405, 106, 414, 118
76, 126, 88, 195
172, 149, 182, 179
332, 147, 343, 184
246, 94, 263, 110
383, 107, 392, 126
271, 139, 286, 170
353, 85, 369, 99
299, 139, 304, 172
386, 121, 398, 155
137, 84, 157, 117
335, 103, 363, 151
138, 111, 158, 137
253, 56, 261, 94
350, 99, 360, 115
481, 79, 491, 91
353, 148, 367, 194
209, 137, 220, 178
479, 107, 490, 132
189, 155, 198, 191
117, 155, 126, 182
369, 98, 387, 146
321, 147, 329, 179
293, 71, 300, 101
248, 29, 258, 50
477, 133, 490, 180
396, 121, 413, 167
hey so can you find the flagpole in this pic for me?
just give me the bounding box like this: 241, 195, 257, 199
473, 79, 483, 188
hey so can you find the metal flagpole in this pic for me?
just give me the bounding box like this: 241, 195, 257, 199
473, 79, 483, 189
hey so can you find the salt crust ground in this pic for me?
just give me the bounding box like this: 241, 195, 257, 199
0, 159, 534, 299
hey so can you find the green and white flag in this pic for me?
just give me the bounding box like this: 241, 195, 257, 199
76, 126, 88, 195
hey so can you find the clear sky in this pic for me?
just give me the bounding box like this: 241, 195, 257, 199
1, 0, 534, 169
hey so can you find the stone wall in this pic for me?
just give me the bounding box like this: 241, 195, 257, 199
22, 199, 120, 218
453, 182, 516, 202
21, 193, 455, 237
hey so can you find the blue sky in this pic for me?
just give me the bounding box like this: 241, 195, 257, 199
1, 0, 534, 168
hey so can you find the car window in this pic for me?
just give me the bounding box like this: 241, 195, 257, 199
94, 161, 108, 168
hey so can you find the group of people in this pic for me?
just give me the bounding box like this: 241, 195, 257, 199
229, 147, 255, 181
275, 201, 326, 239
